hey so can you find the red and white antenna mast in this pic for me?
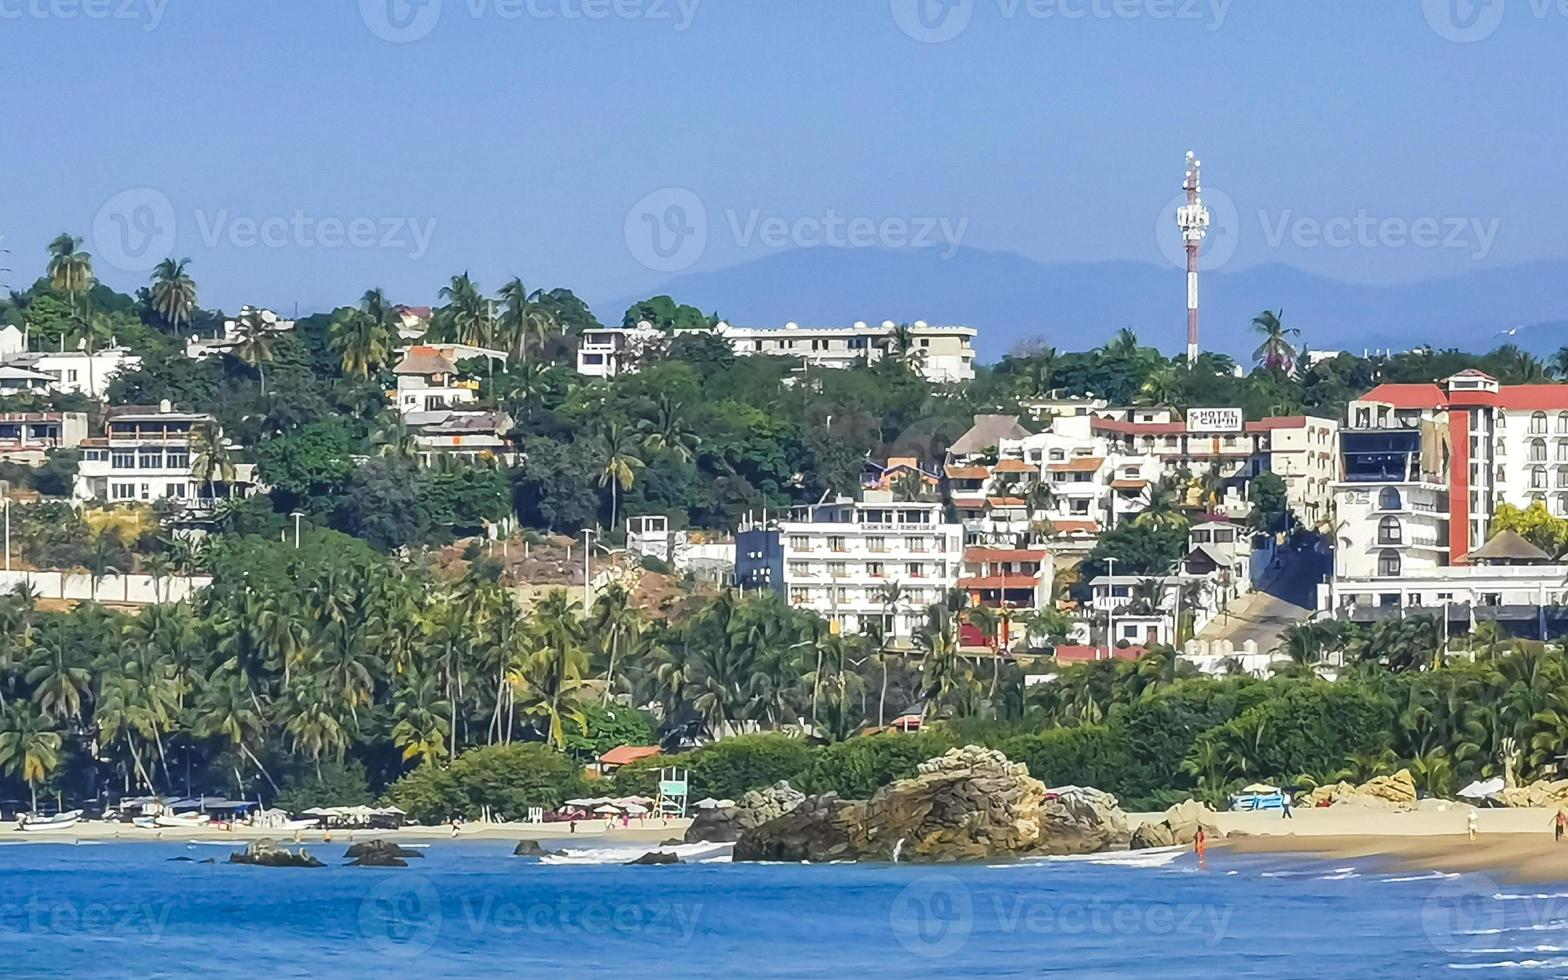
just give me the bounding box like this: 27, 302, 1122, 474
1177, 151, 1211, 365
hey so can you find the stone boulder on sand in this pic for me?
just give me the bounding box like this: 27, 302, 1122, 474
1501, 779, 1568, 809
733, 745, 1129, 863
1304, 769, 1418, 810
1130, 800, 1221, 850
684, 781, 806, 843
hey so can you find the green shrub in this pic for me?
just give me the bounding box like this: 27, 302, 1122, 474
385, 743, 587, 823
794, 731, 958, 798
683, 734, 815, 800
999, 726, 1136, 795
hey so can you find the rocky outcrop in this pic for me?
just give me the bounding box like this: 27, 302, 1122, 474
733, 746, 1130, 863
684, 781, 806, 843
1501, 780, 1568, 809
512, 839, 549, 857
1131, 800, 1220, 850
1305, 770, 1418, 810
229, 839, 325, 868
626, 851, 681, 865
344, 840, 423, 866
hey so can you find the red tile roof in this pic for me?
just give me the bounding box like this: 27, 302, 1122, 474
1048, 456, 1104, 473
993, 458, 1035, 473
599, 745, 662, 767
1360, 382, 1568, 411
964, 548, 1049, 561
1052, 645, 1146, 663
944, 465, 990, 480
1049, 520, 1100, 535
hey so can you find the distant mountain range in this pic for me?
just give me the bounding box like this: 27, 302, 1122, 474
600, 248, 1568, 362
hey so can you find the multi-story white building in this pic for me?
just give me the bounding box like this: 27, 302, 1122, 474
392, 346, 480, 416
1, 347, 141, 399
735, 490, 964, 640
1330, 370, 1568, 621
717, 320, 976, 383
75, 402, 255, 506
576, 324, 663, 379
0, 412, 88, 465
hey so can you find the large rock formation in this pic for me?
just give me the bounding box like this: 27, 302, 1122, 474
229, 839, 325, 868
1131, 800, 1220, 850
733, 746, 1129, 863
684, 781, 806, 843
1304, 770, 1418, 810
513, 839, 549, 857
1501, 779, 1568, 809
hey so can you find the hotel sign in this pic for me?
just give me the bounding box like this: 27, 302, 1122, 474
1187, 408, 1245, 433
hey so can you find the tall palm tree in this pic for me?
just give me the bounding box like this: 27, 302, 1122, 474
887, 323, 927, 372
1550, 346, 1568, 382
46, 233, 94, 318
231, 308, 278, 395
1133, 477, 1190, 530
437, 273, 491, 347
597, 421, 645, 531
0, 705, 62, 812
188, 423, 236, 501
149, 258, 198, 333
1251, 309, 1299, 372
1017, 347, 1056, 398
329, 296, 397, 378
637, 395, 699, 461
390, 670, 452, 764
497, 276, 559, 363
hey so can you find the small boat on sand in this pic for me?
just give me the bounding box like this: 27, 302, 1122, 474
18, 810, 82, 832
153, 812, 212, 829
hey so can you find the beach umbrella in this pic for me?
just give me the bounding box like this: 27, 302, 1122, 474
592, 804, 621, 814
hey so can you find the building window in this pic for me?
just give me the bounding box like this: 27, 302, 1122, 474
1378, 516, 1403, 545
866, 561, 885, 578
167, 452, 189, 470
907, 563, 925, 579
866, 536, 887, 553
111, 483, 135, 500
1533, 439, 1549, 462
1533, 466, 1549, 490
788, 536, 809, 552
1378, 487, 1402, 511
1533, 412, 1550, 435
1377, 550, 1401, 577
828, 536, 847, 553
111, 451, 135, 469
139, 451, 162, 469
1559, 412, 1568, 435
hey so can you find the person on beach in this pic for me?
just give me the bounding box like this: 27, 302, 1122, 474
569, 819, 577, 834
1467, 810, 1479, 841
1555, 810, 1566, 843
1194, 827, 1207, 866
1281, 792, 1293, 819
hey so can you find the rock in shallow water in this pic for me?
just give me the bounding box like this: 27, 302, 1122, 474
229, 839, 325, 868
733, 745, 1131, 863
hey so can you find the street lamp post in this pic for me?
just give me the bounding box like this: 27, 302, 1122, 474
580, 528, 595, 610
1105, 556, 1118, 660
291, 511, 304, 550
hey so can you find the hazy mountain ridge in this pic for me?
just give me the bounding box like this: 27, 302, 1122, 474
601, 248, 1568, 361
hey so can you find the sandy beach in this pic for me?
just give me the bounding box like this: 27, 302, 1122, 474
1, 818, 693, 848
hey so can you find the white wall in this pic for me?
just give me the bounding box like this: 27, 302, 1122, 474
0, 570, 211, 604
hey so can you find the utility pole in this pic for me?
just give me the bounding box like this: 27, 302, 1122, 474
1105, 556, 1118, 659
580, 528, 595, 611
1177, 151, 1211, 365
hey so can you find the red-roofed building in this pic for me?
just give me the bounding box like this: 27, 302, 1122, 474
598, 745, 662, 771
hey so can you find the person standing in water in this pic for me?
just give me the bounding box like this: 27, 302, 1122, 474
1467, 809, 1479, 841
1555, 810, 1565, 843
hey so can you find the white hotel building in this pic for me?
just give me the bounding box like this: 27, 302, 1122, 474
734, 491, 964, 640
1328, 370, 1568, 631
75, 402, 256, 507
578, 320, 977, 384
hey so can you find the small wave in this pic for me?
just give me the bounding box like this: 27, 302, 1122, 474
1495, 892, 1568, 902
1468, 946, 1568, 954
1318, 871, 1360, 880
1383, 871, 1461, 882
1448, 959, 1568, 970
539, 842, 733, 865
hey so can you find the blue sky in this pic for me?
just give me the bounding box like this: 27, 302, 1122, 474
2, 0, 1564, 319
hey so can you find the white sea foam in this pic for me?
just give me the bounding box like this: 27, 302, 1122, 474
1448, 959, 1568, 970
538, 841, 733, 865
1382, 871, 1460, 882
1494, 892, 1568, 901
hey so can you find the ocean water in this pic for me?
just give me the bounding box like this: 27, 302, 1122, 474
2, 839, 1566, 977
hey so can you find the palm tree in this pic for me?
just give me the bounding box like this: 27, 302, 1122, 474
231, 308, 278, 395
390, 670, 453, 764
46, 234, 94, 318
872, 581, 904, 726
0, 705, 61, 812
149, 258, 198, 333
887, 323, 927, 372
81, 538, 123, 601
638, 395, 700, 461
513, 590, 589, 749
1016, 347, 1056, 398
437, 273, 491, 347
69, 310, 116, 400
329, 295, 397, 378
191, 672, 278, 793
1104, 327, 1141, 360
188, 423, 236, 502
590, 584, 642, 705
1251, 309, 1299, 372
597, 421, 645, 531
1133, 477, 1190, 530
497, 277, 559, 363
1137, 360, 1185, 409
1550, 346, 1568, 382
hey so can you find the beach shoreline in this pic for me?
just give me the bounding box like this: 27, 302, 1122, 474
1, 819, 693, 847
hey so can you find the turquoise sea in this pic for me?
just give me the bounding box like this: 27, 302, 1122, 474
1, 840, 1565, 977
